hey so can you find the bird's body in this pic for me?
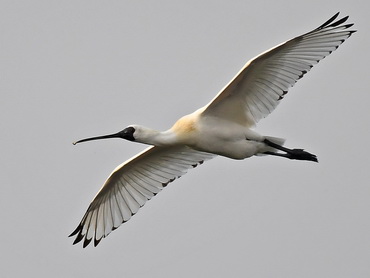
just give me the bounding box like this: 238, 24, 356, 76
134, 109, 262, 159
169, 109, 274, 159
70, 13, 356, 247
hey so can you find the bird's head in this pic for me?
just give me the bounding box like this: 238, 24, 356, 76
73, 125, 137, 145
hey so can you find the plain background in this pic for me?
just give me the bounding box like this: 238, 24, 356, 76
1, 1, 369, 277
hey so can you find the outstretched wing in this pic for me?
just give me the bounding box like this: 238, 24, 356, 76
69, 146, 215, 247
202, 13, 356, 127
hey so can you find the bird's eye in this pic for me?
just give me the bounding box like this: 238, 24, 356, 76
120, 127, 135, 141
126, 127, 135, 134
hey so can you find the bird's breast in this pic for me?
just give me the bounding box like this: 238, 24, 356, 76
171, 116, 197, 135
169, 114, 200, 146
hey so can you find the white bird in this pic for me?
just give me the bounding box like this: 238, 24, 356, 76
70, 13, 355, 247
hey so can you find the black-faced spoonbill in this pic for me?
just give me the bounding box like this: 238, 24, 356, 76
70, 13, 355, 247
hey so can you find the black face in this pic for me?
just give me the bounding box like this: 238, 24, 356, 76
118, 126, 135, 141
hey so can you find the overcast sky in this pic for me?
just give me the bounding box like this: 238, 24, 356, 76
1, 1, 370, 277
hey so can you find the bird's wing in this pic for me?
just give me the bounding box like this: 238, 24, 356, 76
69, 145, 215, 247
202, 13, 356, 126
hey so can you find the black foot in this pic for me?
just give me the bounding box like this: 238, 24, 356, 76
263, 139, 318, 162
286, 149, 318, 162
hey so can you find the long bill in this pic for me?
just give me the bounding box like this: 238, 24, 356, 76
73, 132, 122, 145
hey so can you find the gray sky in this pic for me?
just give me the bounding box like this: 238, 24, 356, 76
1, 1, 370, 277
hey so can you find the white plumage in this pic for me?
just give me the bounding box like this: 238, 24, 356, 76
70, 13, 355, 247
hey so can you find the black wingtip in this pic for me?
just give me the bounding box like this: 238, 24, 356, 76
316, 12, 354, 31
329, 15, 349, 27
317, 12, 340, 29
94, 237, 102, 247
83, 237, 92, 248
343, 23, 354, 29
70, 227, 105, 248
162, 177, 176, 187
69, 225, 81, 237
70, 223, 92, 247
72, 231, 84, 245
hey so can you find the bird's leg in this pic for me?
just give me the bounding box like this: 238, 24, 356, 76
263, 139, 318, 162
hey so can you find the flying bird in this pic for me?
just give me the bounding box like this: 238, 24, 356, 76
70, 13, 355, 247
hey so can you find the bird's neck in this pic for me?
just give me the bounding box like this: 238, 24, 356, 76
136, 128, 177, 146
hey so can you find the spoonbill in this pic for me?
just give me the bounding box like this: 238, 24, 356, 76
70, 13, 355, 247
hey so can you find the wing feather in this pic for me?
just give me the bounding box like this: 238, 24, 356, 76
69, 146, 214, 247
202, 13, 356, 126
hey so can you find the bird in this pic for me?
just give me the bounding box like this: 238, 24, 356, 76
70, 13, 355, 247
